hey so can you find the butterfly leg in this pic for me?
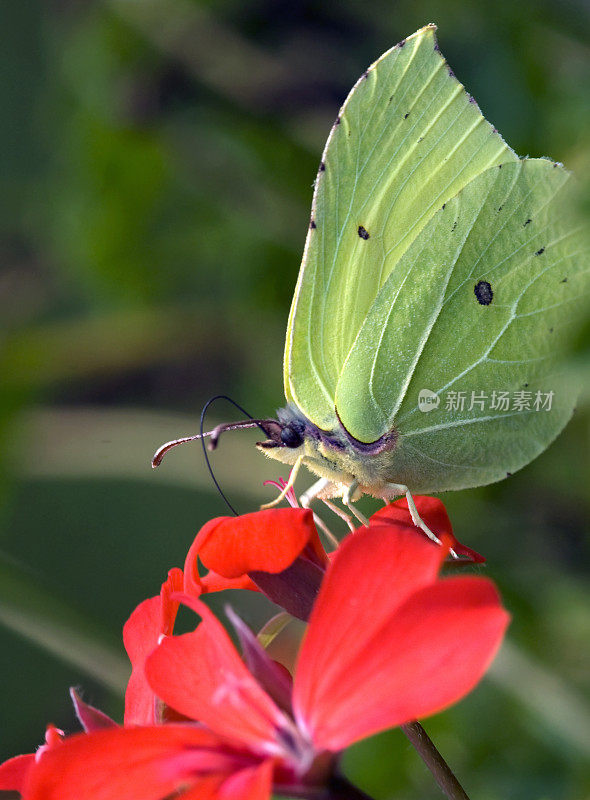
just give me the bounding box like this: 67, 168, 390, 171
383, 483, 441, 545
311, 510, 340, 549
342, 481, 369, 527
299, 478, 331, 509
298, 479, 344, 547
321, 499, 356, 533
299, 478, 350, 544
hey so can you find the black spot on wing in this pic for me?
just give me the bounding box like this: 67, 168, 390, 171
358, 225, 370, 240
524, 218, 532, 226
561, 277, 568, 283
535, 247, 545, 256
474, 280, 493, 306
319, 161, 326, 172
310, 219, 316, 230
404, 112, 410, 119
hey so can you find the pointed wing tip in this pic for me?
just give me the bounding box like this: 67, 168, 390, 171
374, 24, 438, 67
413, 23, 438, 40
398, 24, 438, 51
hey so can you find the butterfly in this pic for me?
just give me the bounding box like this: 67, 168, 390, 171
154, 25, 588, 539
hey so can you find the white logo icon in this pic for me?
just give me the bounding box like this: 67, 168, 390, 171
418, 389, 440, 413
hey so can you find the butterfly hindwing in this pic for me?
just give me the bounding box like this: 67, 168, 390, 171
335, 158, 588, 491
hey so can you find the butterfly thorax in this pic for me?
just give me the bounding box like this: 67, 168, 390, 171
256, 403, 399, 496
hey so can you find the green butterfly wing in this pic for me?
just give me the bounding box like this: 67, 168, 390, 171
284, 24, 518, 431
335, 158, 588, 491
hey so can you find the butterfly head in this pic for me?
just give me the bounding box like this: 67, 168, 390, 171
255, 404, 309, 464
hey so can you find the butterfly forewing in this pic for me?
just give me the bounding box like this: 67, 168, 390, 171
284, 24, 517, 432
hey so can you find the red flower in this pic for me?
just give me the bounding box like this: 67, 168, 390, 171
184, 496, 483, 619
17, 515, 508, 800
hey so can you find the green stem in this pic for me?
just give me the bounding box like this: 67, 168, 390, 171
402, 721, 470, 800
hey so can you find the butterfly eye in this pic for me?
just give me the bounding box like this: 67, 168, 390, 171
280, 425, 304, 448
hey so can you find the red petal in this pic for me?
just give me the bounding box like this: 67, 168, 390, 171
146, 595, 288, 754
0, 723, 65, 791
371, 497, 485, 562
168, 775, 225, 800
43, 725, 64, 748
184, 532, 258, 596
293, 525, 508, 750
166, 776, 224, 800
370, 496, 452, 537
294, 525, 444, 715
450, 540, 486, 563
176, 761, 273, 800
123, 569, 184, 725
191, 509, 318, 579
343, 576, 508, 733
218, 760, 273, 800
123, 596, 161, 725
199, 572, 258, 592
0, 753, 34, 792
24, 725, 250, 800
70, 689, 117, 732
160, 568, 184, 636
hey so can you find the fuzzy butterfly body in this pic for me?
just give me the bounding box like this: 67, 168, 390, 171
254, 24, 588, 503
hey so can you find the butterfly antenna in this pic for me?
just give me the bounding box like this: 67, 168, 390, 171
151, 395, 270, 516
199, 395, 262, 516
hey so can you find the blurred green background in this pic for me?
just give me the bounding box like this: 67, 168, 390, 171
1, 1, 589, 798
